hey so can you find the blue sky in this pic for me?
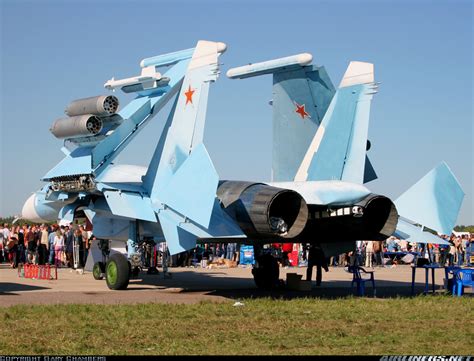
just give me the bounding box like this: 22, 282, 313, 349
1, 0, 472, 225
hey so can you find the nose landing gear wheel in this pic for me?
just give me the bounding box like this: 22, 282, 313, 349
92, 262, 105, 280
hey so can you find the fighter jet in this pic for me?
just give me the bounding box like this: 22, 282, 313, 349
227, 54, 464, 249
22, 41, 401, 290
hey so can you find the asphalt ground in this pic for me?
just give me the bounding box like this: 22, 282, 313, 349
2, 262, 466, 307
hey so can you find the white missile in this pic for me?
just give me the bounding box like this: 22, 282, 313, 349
227, 53, 313, 79
104, 65, 168, 93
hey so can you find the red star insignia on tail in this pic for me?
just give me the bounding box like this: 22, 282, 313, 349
184, 85, 195, 105
295, 102, 310, 119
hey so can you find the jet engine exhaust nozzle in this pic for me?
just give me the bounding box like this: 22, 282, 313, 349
217, 181, 308, 239
356, 194, 399, 240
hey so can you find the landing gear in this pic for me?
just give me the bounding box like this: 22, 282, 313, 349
252, 247, 280, 290
105, 253, 130, 290
101, 221, 161, 290
92, 238, 110, 281
130, 265, 140, 277
92, 262, 105, 280
144, 241, 159, 275
147, 266, 159, 275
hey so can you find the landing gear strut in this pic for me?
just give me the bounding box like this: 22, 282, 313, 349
104, 221, 137, 290
252, 245, 280, 290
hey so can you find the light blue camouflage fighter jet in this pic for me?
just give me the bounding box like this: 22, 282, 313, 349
227, 53, 464, 253
19, 41, 454, 290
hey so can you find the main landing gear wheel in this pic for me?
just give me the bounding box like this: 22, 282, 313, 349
252, 254, 280, 290
92, 262, 105, 280
105, 254, 130, 290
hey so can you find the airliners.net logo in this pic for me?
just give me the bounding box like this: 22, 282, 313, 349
380, 357, 472, 361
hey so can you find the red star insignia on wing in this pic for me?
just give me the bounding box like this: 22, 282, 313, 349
184, 85, 195, 105
295, 102, 310, 119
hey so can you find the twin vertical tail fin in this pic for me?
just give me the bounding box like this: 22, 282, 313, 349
227, 55, 377, 183
395, 162, 464, 237
143, 40, 226, 255
271, 64, 336, 181
294, 61, 378, 184
227, 54, 336, 182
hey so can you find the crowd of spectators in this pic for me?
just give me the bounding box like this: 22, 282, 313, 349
1, 221, 472, 271
0, 223, 93, 269
350, 234, 474, 268
168, 233, 473, 270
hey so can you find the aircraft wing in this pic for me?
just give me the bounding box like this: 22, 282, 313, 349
394, 219, 450, 245
142, 40, 228, 255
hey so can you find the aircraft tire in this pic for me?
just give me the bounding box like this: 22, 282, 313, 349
252, 254, 279, 290
92, 262, 105, 280
105, 254, 130, 290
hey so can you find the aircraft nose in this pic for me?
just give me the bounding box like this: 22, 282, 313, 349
22, 193, 43, 223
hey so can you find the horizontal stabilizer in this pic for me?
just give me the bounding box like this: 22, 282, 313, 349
395, 219, 449, 245
395, 162, 464, 235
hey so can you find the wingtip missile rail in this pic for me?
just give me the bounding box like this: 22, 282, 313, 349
104, 65, 167, 93
139, 47, 195, 68
103, 44, 228, 94
138, 42, 226, 68
226, 53, 313, 79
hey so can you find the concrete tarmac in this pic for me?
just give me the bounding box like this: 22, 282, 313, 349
0, 263, 456, 307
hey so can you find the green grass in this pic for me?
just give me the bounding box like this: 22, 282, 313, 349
0, 297, 472, 355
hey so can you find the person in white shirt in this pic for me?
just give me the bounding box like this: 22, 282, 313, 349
399, 239, 408, 252
53, 230, 64, 267
364, 241, 374, 268
2, 224, 10, 246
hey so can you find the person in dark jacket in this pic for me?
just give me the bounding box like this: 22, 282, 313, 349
306, 244, 329, 286
17, 227, 25, 264
64, 226, 74, 268
27, 226, 38, 264
73, 229, 84, 268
